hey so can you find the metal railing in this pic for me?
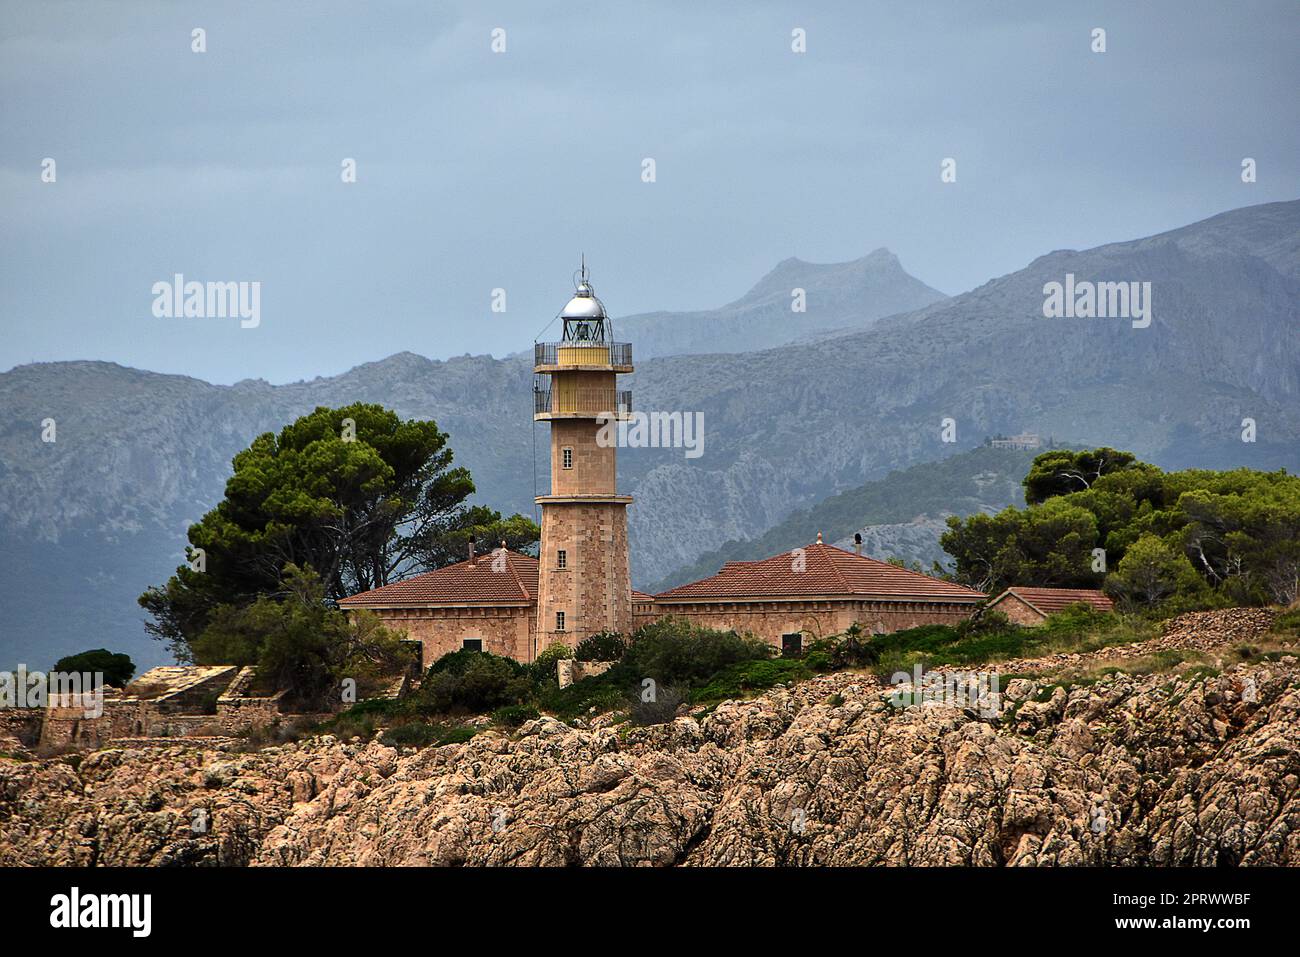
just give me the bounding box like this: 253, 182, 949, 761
534, 388, 632, 416
534, 341, 632, 367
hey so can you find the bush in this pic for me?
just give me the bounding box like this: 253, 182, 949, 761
956, 609, 1012, 638
419, 650, 531, 714
805, 624, 880, 671
628, 683, 686, 726
527, 642, 573, 686
1271, 606, 1300, 639
620, 618, 773, 687
693, 658, 811, 703
574, 631, 628, 662
491, 703, 540, 727
536, 675, 629, 722
380, 722, 478, 748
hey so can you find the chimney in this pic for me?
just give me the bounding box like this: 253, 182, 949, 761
854, 532, 863, 557
468, 541, 476, 565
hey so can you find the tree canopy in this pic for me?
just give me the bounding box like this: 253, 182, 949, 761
51, 649, 136, 688
140, 403, 538, 660
942, 448, 1300, 608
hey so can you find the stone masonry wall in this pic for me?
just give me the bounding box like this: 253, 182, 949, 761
369, 605, 535, 665
639, 598, 979, 651
992, 593, 1047, 626
537, 501, 631, 648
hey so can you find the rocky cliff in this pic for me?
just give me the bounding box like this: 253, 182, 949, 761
3, 611, 1297, 867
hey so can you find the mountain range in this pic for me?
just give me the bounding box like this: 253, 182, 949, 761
2, 199, 1298, 670
614, 248, 947, 358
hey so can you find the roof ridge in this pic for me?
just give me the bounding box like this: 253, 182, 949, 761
813, 542, 854, 593
504, 548, 530, 599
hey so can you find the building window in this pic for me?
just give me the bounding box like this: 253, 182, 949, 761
463, 638, 483, 652
556, 611, 566, 632
556, 549, 567, 569
781, 633, 802, 658
561, 447, 573, 469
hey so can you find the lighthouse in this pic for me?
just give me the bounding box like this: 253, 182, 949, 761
532, 264, 634, 652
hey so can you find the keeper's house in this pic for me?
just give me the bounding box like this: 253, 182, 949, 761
985, 586, 1113, 626
339, 269, 986, 665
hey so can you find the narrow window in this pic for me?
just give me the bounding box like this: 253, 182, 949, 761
557, 549, 567, 569
463, 638, 483, 652
562, 447, 574, 469
556, 611, 566, 632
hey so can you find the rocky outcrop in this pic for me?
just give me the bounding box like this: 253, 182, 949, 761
3, 648, 1298, 866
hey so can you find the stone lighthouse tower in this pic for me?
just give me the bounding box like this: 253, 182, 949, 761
533, 264, 634, 652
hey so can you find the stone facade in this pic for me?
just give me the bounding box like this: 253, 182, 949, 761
646, 598, 978, 653
365, 604, 535, 666
536, 500, 632, 649
992, 592, 1046, 626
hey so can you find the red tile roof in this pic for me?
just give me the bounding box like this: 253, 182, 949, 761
990, 587, 1113, 615
339, 550, 538, 606
655, 542, 985, 603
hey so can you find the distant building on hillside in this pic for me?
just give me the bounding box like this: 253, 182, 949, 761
986, 586, 1113, 625
990, 432, 1043, 451
340, 266, 987, 664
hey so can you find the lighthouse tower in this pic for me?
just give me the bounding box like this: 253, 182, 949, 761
533, 265, 634, 652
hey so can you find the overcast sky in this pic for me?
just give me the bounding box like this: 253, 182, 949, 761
2, 0, 1297, 384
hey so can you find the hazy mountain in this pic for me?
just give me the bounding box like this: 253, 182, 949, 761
2, 200, 1298, 669
650, 446, 1041, 592
615, 249, 947, 358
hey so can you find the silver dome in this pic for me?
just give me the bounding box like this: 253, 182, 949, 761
561, 281, 606, 320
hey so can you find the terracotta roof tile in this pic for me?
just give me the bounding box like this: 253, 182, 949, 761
339, 550, 538, 606
992, 587, 1113, 615
655, 543, 985, 602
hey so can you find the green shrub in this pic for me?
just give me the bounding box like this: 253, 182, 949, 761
1269, 607, 1300, 639
491, 703, 540, 727
536, 674, 628, 721
380, 722, 478, 748
693, 658, 811, 703
574, 631, 628, 662
628, 683, 685, 726
527, 642, 574, 686
419, 650, 531, 714
805, 624, 880, 671
620, 617, 773, 687
380, 722, 441, 747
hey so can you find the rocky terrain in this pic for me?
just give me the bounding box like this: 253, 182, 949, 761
2, 609, 1297, 867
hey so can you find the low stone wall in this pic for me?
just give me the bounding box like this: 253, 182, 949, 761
39, 686, 289, 750
0, 711, 43, 751
556, 659, 614, 689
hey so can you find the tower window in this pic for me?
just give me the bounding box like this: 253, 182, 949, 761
557, 549, 567, 569
556, 611, 566, 632
562, 447, 573, 469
